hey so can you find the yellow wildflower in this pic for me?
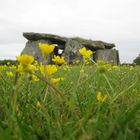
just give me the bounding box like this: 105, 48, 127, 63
97, 60, 107, 65
10, 65, 16, 69
84, 58, 90, 65
63, 65, 71, 71
16, 64, 24, 73
80, 68, 84, 73
31, 75, 39, 82
46, 65, 57, 76
39, 43, 55, 55
75, 60, 80, 64
40, 64, 57, 76
52, 55, 65, 65
34, 60, 39, 66
96, 91, 107, 102
6, 71, 14, 77
36, 101, 43, 108
39, 64, 45, 76
51, 77, 64, 84
17, 64, 36, 73
16, 54, 36, 73
26, 64, 37, 72
79, 47, 93, 58
16, 54, 34, 65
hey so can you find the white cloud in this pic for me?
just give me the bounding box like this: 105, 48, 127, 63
0, 0, 140, 62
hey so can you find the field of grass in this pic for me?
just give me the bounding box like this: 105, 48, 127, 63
0, 60, 140, 140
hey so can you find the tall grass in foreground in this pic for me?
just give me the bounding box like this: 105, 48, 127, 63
0, 63, 140, 140
0, 44, 140, 140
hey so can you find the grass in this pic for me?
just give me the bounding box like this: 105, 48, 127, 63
0, 63, 140, 140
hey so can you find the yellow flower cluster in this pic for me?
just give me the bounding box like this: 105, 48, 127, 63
97, 60, 120, 72
79, 47, 93, 58
79, 47, 93, 64
52, 55, 65, 65
31, 75, 39, 82
6, 71, 14, 77
96, 91, 107, 102
75, 60, 80, 64
39, 64, 57, 76
16, 54, 36, 73
63, 65, 71, 71
16, 54, 34, 66
39, 43, 55, 55
51, 77, 64, 84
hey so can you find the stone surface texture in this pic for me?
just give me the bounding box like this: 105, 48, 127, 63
22, 32, 120, 65
95, 49, 119, 65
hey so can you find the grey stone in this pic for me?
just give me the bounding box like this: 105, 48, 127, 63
21, 40, 52, 64
21, 32, 120, 65
23, 32, 67, 44
64, 39, 84, 64
72, 37, 115, 50
95, 49, 120, 65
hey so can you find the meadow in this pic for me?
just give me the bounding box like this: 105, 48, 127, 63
0, 45, 140, 140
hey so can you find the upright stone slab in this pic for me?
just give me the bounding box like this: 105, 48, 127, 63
64, 39, 84, 64
22, 40, 52, 64
95, 49, 119, 65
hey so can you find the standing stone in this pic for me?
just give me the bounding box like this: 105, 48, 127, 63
95, 49, 120, 65
64, 39, 84, 64
21, 40, 52, 64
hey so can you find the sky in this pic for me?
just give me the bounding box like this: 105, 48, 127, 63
0, 0, 140, 63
